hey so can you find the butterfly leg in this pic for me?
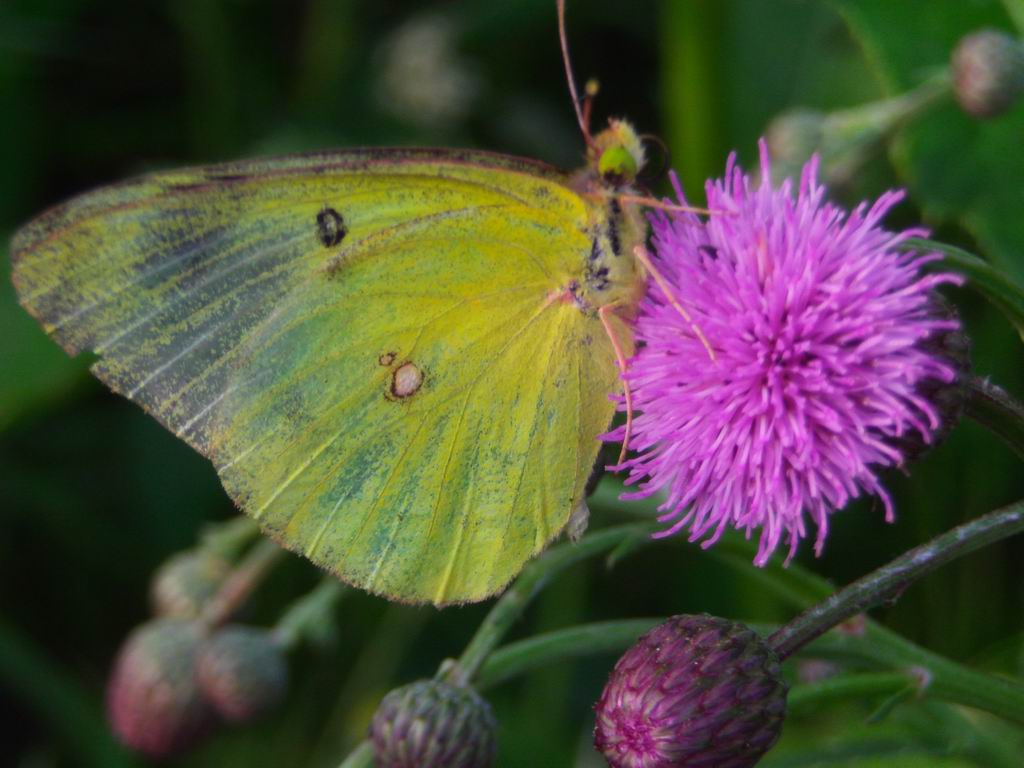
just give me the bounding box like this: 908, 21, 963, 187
632, 245, 717, 363
598, 303, 634, 465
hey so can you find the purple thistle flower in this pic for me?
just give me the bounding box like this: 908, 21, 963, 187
607, 140, 963, 565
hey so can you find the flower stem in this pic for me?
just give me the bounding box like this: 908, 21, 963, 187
743, 622, 1024, 723
336, 741, 374, 768
447, 523, 654, 686
786, 671, 914, 714
768, 500, 1024, 660
475, 619, 662, 690
198, 514, 259, 559
272, 577, 347, 650
1002, 0, 1024, 33
964, 375, 1024, 461
201, 538, 286, 628
804, 621, 1024, 723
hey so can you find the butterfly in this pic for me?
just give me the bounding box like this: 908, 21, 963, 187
10, 2, 662, 606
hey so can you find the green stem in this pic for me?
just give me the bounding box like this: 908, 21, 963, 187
201, 538, 286, 628
1002, 0, 1024, 33
964, 375, 1024, 461
795, 71, 950, 184
787, 671, 913, 715
337, 741, 374, 768
799, 622, 1024, 724
272, 577, 347, 650
823, 70, 948, 150
475, 619, 662, 690
449, 523, 654, 686
768, 501, 1024, 660
198, 515, 259, 559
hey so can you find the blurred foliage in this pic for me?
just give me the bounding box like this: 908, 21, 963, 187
835, 0, 1024, 284
2, 1, 1024, 766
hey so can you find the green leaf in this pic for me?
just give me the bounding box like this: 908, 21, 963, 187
833, 0, 1024, 281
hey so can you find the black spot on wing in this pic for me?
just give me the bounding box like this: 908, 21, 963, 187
316, 207, 347, 248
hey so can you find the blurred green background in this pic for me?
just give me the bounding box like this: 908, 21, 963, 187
2, 1, 1024, 766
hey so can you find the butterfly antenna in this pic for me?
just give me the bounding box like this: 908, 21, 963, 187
557, 0, 594, 146
598, 304, 634, 464
633, 245, 717, 362
616, 195, 722, 216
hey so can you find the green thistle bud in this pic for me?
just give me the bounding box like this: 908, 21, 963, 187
150, 550, 231, 619
952, 29, 1024, 118
594, 614, 787, 768
106, 619, 215, 758
370, 679, 497, 768
196, 625, 289, 723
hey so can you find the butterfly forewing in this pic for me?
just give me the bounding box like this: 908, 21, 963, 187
11, 149, 621, 605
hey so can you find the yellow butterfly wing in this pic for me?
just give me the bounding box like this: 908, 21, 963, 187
11, 149, 629, 605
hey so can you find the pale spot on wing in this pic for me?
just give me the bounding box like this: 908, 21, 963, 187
391, 362, 423, 398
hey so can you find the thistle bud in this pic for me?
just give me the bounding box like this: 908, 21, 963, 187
150, 550, 231, 619
106, 619, 215, 758
369, 679, 497, 768
196, 625, 289, 723
594, 614, 787, 768
952, 29, 1024, 118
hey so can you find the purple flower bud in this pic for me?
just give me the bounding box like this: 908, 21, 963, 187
196, 625, 289, 723
106, 619, 215, 758
594, 615, 787, 768
150, 550, 231, 619
952, 29, 1024, 118
370, 679, 497, 768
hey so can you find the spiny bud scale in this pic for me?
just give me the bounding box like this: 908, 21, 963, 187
594, 614, 787, 768
370, 679, 497, 768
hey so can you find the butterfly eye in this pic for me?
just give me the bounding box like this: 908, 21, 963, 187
598, 145, 638, 184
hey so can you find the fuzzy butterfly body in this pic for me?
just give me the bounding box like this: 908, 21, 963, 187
11, 124, 648, 605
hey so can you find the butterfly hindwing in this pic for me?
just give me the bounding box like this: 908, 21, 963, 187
12, 149, 622, 604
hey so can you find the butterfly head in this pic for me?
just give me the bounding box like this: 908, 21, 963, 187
590, 119, 646, 188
